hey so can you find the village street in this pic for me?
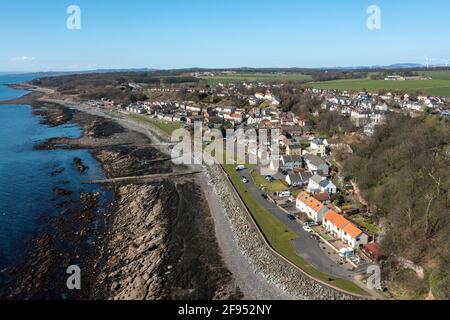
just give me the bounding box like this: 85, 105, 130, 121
239, 167, 368, 280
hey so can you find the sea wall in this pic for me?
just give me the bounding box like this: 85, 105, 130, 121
205, 164, 364, 300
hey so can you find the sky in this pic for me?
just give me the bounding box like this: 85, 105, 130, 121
1, 0, 449, 72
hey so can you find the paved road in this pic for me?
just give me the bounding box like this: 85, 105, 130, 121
240, 168, 365, 280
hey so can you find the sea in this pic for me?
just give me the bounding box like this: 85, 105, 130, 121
0, 74, 108, 272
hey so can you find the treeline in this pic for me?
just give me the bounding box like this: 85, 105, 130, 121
311, 71, 368, 82
370, 71, 420, 80
343, 114, 450, 298
31, 72, 199, 104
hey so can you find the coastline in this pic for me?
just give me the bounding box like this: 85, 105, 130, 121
1, 92, 242, 300
2, 82, 368, 300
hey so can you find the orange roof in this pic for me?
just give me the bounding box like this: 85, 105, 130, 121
342, 223, 363, 239
297, 192, 324, 213
323, 210, 349, 229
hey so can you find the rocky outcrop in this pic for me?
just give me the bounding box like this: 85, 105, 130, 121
94, 184, 168, 300
92, 181, 242, 300
206, 164, 364, 300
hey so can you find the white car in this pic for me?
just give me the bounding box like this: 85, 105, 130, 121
242, 177, 249, 183
302, 226, 313, 233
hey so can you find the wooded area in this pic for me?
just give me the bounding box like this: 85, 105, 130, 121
343, 115, 450, 298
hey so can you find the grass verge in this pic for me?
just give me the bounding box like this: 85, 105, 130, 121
129, 114, 181, 136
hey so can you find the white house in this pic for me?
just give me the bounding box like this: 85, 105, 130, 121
186, 105, 202, 113
308, 175, 337, 194
323, 210, 369, 248
126, 106, 146, 114
341, 224, 370, 249
296, 192, 329, 223
286, 174, 303, 187
310, 138, 327, 157
303, 154, 329, 175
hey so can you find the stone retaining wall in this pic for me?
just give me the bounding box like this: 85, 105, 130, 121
205, 164, 364, 300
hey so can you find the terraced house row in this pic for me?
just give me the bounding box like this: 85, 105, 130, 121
296, 192, 369, 249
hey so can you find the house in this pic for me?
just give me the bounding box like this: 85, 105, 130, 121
286, 143, 303, 156
307, 175, 337, 194
310, 138, 327, 157
282, 126, 304, 137
186, 115, 204, 125
303, 154, 329, 175
323, 210, 369, 248
246, 115, 261, 125
280, 155, 303, 170
278, 135, 289, 146
323, 210, 349, 238
324, 138, 352, 154
186, 105, 202, 113
296, 192, 329, 223
126, 106, 146, 114
298, 171, 313, 186
229, 112, 243, 124
312, 192, 331, 205
324, 138, 344, 149
341, 223, 369, 248
285, 171, 312, 187
365, 243, 385, 261
280, 113, 296, 126
286, 173, 303, 187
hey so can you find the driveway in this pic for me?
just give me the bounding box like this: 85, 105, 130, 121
240, 168, 366, 279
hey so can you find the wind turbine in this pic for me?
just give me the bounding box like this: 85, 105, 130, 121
442, 59, 450, 67
424, 56, 435, 69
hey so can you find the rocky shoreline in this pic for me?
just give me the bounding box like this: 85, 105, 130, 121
1, 83, 368, 300
1, 100, 241, 300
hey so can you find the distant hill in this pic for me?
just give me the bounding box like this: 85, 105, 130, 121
386, 63, 425, 69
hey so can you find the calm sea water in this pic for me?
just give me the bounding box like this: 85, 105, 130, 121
0, 75, 107, 270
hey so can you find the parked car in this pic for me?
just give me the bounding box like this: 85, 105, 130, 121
265, 175, 274, 182
277, 191, 291, 198
287, 214, 296, 221
261, 193, 268, 199
236, 165, 246, 171
302, 226, 313, 233
242, 177, 249, 183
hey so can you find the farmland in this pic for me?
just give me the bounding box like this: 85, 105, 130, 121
309, 78, 450, 96
199, 70, 450, 97
419, 70, 450, 80
201, 73, 312, 85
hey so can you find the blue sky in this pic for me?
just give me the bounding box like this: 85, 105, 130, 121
1, 0, 449, 72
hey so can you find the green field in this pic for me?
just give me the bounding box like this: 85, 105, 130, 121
419, 70, 450, 80
251, 171, 288, 194
223, 164, 369, 296
309, 78, 450, 96
128, 114, 181, 136
201, 73, 312, 85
